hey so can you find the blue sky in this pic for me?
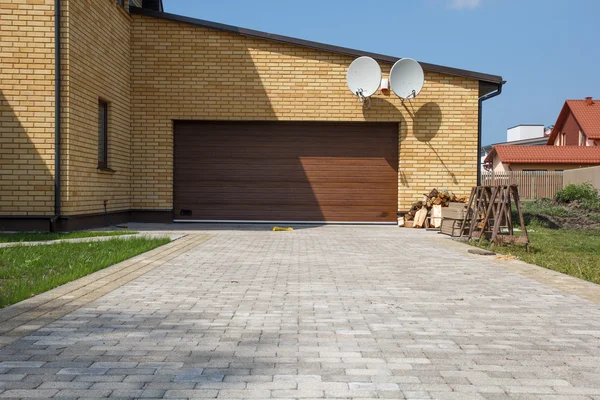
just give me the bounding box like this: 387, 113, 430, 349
164, 0, 600, 146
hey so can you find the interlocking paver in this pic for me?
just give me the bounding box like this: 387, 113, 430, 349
0, 226, 599, 399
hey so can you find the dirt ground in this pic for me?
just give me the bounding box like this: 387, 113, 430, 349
527, 199, 600, 229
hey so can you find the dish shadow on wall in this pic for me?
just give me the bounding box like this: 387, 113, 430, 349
413, 101, 458, 185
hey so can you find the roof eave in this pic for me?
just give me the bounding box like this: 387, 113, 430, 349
547, 102, 571, 145
130, 7, 504, 85
505, 160, 600, 164
483, 147, 498, 164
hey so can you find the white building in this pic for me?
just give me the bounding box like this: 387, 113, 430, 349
506, 125, 546, 142
481, 124, 549, 165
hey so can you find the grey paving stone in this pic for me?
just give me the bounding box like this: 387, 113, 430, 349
57, 368, 109, 375
37, 381, 92, 389
53, 389, 113, 398
163, 389, 218, 398
216, 389, 271, 398
274, 375, 321, 383
271, 389, 324, 398
89, 382, 144, 390
110, 389, 167, 398
0, 227, 599, 399
0, 389, 58, 398
0, 375, 25, 382
0, 362, 45, 368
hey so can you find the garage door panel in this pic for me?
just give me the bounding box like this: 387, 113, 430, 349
179, 206, 394, 222
175, 160, 396, 182
176, 147, 397, 159
175, 184, 397, 195
175, 176, 395, 185
175, 191, 396, 206
175, 160, 396, 172
175, 157, 396, 168
174, 121, 398, 222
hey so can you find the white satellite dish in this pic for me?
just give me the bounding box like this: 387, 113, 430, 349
389, 58, 424, 100
346, 56, 381, 100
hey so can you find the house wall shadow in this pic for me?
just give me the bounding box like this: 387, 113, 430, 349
0, 91, 54, 231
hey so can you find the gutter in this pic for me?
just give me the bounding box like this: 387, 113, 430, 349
52, 0, 61, 231
477, 80, 505, 185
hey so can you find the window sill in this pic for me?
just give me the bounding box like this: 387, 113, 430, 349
97, 167, 116, 173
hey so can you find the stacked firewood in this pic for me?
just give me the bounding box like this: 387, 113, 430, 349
404, 188, 467, 228
424, 189, 467, 208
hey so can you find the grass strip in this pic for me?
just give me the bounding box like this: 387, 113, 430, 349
475, 226, 600, 285
0, 237, 170, 308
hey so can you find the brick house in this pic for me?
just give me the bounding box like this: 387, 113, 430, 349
484, 98, 600, 172
1, 0, 504, 231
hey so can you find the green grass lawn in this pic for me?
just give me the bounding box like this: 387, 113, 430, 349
0, 231, 137, 243
477, 226, 600, 285
0, 237, 170, 308
471, 187, 600, 284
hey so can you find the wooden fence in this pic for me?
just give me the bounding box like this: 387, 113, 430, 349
480, 171, 564, 200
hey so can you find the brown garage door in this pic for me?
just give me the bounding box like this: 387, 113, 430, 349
173, 121, 398, 222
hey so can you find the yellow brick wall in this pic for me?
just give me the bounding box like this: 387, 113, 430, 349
2, 5, 480, 220
131, 16, 479, 212
0, 0, 55, 216
61, 0, 132, 215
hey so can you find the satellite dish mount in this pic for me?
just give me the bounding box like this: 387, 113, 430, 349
355, 88, 371, 108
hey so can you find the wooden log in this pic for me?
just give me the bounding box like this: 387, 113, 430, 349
428, 188, 439, 198
431, 205, 442, 228
413, 207, 428, 228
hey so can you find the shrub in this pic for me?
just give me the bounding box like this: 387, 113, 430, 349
555, 183, 599, 203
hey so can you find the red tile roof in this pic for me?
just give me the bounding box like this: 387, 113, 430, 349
547, 98, 600, 144
567, 99, 600, 139
484, 145, 600, 165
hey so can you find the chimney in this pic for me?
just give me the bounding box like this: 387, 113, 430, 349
585, 96, 593, 105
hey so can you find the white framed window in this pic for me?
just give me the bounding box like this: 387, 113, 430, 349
579, 131, 587, 146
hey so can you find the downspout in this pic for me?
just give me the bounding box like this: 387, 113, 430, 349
477, 80, 505, 185
51, 0, 61, 232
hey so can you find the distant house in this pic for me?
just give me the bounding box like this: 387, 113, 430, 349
484, 97, 600, 171
484, 145, 600, 172
547, 97, 600, 146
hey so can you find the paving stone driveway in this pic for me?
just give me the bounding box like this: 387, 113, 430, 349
1, 225, 600, 399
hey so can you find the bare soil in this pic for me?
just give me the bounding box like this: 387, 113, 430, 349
525, 199, 600, 229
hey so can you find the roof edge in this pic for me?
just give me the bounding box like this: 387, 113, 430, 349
507, 124, 545, 130
489, 144, 600, 164
547, 102, 571, 145
130, 7, 504, 85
